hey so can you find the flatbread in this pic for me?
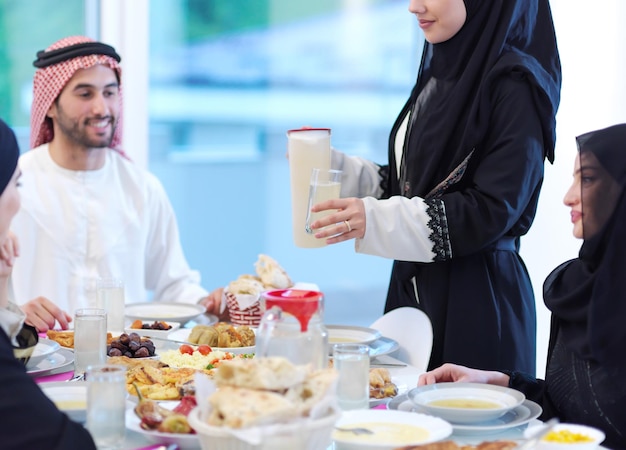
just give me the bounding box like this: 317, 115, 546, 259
207, 386, 297, 428
214, 356, 308, 391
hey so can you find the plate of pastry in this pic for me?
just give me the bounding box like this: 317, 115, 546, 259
167, 323, 256, 355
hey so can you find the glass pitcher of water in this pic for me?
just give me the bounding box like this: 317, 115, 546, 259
256, 289, 329, 370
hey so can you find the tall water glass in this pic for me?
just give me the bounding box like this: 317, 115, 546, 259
333, 343, 370, 410
74, 308, 107, 375
86, 364, 127, 449
96, 277, 125, 333
305, 168, 342, 239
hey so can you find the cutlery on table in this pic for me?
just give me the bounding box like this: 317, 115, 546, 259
515, 417, 559, 450
370, 362, 407, 368
335, 426, 374, 435
66, 372, 85, 382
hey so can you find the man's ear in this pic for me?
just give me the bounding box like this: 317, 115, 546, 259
46, 102, 57, 120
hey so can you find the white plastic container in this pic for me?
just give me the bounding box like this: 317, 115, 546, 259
287, 128, 331, 248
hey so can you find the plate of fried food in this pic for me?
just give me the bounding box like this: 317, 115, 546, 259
168, 322, 256, 355
112, 346, 251, 401
46, 330, 114, 349
370, 368, 404, 407
126, 394, 200, 450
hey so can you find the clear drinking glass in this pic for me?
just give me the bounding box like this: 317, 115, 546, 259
96, 277, 126, 333
304, 168, 342, 237
86, 364, 127, 449
74, 308, 107, 375
333, 343, 370, 410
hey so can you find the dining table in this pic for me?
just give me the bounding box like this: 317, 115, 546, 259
32, 345, 545, 450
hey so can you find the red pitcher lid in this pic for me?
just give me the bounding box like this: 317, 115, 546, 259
261, 289, 322, 332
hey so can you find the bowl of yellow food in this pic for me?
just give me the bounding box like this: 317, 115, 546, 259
407, 383, 525, 424
524, 423, 605, 450
333, 409, 453, 450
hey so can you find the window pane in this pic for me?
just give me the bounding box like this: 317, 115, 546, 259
148, 0, 420, 325
0, 0, 85, 148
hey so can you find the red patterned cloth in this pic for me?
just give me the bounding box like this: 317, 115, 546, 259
30, 35, 124, 150
225, 291, 262, 326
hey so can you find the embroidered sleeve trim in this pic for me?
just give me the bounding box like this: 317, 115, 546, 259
424, 149, 474, 199
378, 165, 390, 199
425, 198, 452, 261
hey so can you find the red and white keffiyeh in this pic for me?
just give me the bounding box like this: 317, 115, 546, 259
30, 35, 124, 150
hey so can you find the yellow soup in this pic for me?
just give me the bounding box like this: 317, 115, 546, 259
428, 398, 502, 409
329, 337, 361, 343
334, 422, 429, 445
54, 399, 87, 410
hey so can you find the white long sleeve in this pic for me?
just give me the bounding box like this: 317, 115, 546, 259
12, 145, 208, 313
356, 195, 436, 262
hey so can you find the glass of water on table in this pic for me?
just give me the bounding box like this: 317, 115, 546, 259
96, 277, 125, 333
86, 364, 127, 449
74, 308, 107, 375
333, 343, 370, 410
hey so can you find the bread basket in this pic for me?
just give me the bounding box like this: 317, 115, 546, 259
188, 406, 340, 450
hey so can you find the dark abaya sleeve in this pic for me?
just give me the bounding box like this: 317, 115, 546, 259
0, 329, 96, 450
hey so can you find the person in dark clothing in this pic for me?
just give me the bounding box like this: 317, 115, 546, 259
308, 0, 561, 373
0, 118, 96, 450
417, 124, 626, 450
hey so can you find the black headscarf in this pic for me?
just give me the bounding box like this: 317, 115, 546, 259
0, 119, 19, 196
544, 124, 626, 369
398, 0, 561, 198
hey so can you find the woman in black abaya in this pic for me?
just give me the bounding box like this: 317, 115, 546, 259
310, 0, 561, 373
418, 124, 626, 449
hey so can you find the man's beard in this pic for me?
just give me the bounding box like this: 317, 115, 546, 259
55, 106, 116, 149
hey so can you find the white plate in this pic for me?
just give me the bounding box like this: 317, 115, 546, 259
27, 347, 75, 377
327, 325, 382, 347
333, 409, 453, 450
125, 302, 207, 325
125, 403, 200, 450
368, 337, 400, 359
26, 339, 61, 368
167, 328, 256, 355
388, 393, 542, 435
124, 321, 181, 338
41, 382, 87, 423
407, 382, 526, 424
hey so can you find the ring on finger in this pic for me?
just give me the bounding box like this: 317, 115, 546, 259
344, 220, 352, 233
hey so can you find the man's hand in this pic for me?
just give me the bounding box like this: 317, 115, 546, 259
198, 287, 230, 321
0, 231, 19, 278
21, 296, 72, 332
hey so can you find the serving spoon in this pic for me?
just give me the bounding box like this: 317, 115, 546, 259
335, 426, 374, 436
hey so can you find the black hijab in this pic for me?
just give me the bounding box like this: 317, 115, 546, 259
544, 124, 626, 369
0, 119, 19, 196
395, 0, 561, 198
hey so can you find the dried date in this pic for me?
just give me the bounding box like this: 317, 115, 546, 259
107, 333, 156, 358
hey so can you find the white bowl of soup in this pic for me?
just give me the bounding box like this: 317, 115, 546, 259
407, 382, 525, 424
333, 409, 453, 450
